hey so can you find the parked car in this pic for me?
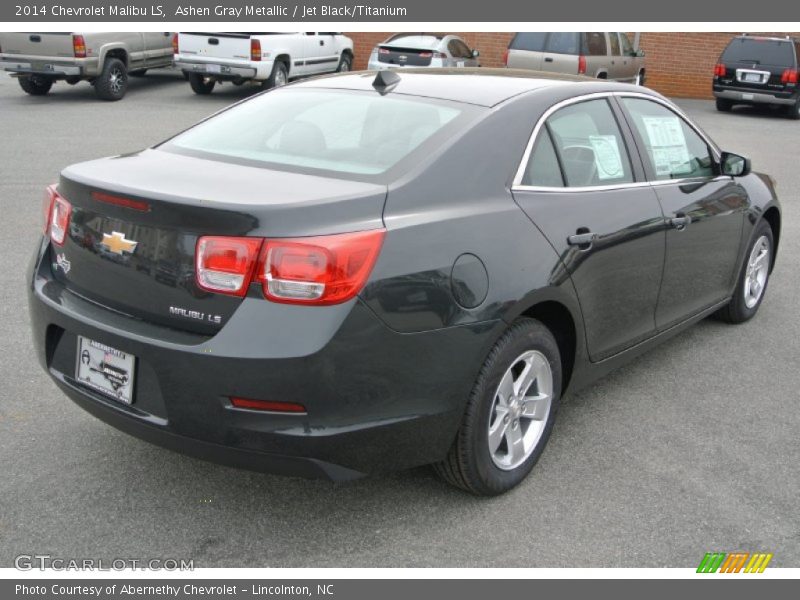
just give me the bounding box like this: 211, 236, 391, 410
30, 69, 780, 495
173, 32, 354, 94
367, 34, 480, 70
713, 34, 800, 119
504, 32, 646, 84
0, 32, 174, 100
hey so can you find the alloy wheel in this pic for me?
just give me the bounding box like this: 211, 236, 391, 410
488, 350, 553, 470
744, 235, 770, 309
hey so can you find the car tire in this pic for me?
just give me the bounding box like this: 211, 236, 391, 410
17, 75, 53, 96
129, 69, 148, 77
434, 318, 562, 496
786, 98, 800, 120
336, 54, 352, 73
263, 61, 289, 90
715, 220, 774, 324
187, 73, 216, 95
95, 58, 128, 101
716, 98, 733, 112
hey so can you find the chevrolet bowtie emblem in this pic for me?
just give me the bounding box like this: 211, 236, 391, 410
101, 231, 138, 255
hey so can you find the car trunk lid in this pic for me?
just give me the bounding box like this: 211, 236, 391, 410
52, 149, 386, 335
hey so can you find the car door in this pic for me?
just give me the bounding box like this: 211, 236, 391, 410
512, 97, 666, 362
302, 33, 337, 74
539, 32, 581, 75
607, 33, 624, 80
583, 32, 609, 78
618, 33, 639, 82
618, 96, 748, 330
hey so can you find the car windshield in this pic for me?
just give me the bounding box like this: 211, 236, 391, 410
163, 89, 465, 176
721, 38, 795, 66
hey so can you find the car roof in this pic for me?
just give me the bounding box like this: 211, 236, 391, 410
733, 34, 798, 44
292, 68, 657, 108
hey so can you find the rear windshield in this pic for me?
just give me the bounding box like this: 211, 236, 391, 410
721, 38, 796, 66
162, 89, 466, 176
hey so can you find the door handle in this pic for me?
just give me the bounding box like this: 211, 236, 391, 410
544, 57, 554, 63
567, 230, 596, 248
670, 213, 691, 230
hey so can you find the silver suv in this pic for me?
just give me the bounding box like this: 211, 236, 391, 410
504, 32, 646, 85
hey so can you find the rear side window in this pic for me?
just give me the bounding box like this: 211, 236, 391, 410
510, 33, 547, 52
720, 38, 796, 66
584, 33, 608, 56
545, 33, 580, 55
621, 98, 715, 181
165, 89, 465, 176
523, 99, 634, 187
522, 130, 564, 187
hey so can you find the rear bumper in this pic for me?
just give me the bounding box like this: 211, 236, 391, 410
0, 58, 82, 78
713, 86, 798, 106
28, 240, 498, 480
174, 59, 260, 81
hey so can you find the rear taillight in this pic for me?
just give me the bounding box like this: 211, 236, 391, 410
502, 49, 509, 66
195, 237, 262, 297
578, 55, 587, 75
42, 185, 56, 235
72, 35, 86, 59
172, 33, 179, 55
378, 47, 390, 55
250, 39, 262, 62
781, 68, 799, 84
256, 230, 385, 305
418, 52, 433, 59
432, 52, 447, 59
714, 63, 727, 77
195, 230, 385, 305
45, 186, 72, 246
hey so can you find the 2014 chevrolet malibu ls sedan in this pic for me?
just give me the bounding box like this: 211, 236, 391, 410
29, 69, 781, 495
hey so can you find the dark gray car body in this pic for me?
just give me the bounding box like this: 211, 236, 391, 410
28, 69, 781, 480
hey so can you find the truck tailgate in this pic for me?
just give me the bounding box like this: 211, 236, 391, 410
0, 32, 75, 58
177, 32, 269, 61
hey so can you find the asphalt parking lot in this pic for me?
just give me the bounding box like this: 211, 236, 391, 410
0, 69, 798, 568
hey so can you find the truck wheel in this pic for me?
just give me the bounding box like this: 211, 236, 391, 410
18, 75, 53, 96
263, 62, 288, 89
336, 54, 352, 73
716, 98, 733, 112
129, 69, 148, 77
187, 73, 216, 95
95, 58, 128, 101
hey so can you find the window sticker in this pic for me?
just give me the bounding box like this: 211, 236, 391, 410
641, 116, 692, 177
588, 135, 625, 180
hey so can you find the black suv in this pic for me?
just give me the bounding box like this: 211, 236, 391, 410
713, 35, 800, 119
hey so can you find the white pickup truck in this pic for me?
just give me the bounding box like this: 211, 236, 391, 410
173, 32, 354, 94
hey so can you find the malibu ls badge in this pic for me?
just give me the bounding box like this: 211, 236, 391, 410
169, 306, 222, 325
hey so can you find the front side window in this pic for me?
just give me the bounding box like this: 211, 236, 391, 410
163, 89, 465, 176
609, 33, 621, 56
620, 33, 635, 56
525, 98, 634, 187
621, 98, 715, 180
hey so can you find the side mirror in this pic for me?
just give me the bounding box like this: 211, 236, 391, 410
721, 151, 751, 177
472, 49, 480, 58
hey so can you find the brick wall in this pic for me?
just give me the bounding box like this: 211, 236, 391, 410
345, 32, 799, 99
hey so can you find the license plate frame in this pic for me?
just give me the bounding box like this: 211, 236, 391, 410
75, 336, 136, 404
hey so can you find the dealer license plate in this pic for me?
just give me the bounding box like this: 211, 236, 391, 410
75, 336, 136, 404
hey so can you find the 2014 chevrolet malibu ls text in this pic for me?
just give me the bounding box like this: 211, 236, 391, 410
28, 69, 781, 495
